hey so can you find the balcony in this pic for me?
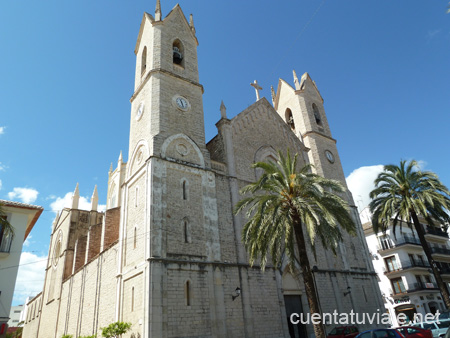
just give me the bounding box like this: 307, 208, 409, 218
384, 261, 431, 276
425, 226, 449, 239
377, 235, 421, 253
430, 247, 450, 259
392, 282, 439, 297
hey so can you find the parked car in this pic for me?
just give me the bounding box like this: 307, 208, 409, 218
439, 311, 450, 320
396, 326, 433, 338
411, 319, 450, 337
327, 326, 359, 338
355, 329, 405, 338
443, 327, 450, 338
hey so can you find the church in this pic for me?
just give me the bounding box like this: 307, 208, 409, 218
22, 2, 384, 338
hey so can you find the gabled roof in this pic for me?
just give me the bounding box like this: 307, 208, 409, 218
273, 78, 294, 111
0, 199, 43, 240
134, 12, 154, 55
134, 4, 198, 54
273, 72, 324, 110
164, 4, 198, 45
230, 97, 309, 153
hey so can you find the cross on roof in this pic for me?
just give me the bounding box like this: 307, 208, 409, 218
250, 80, 263, 101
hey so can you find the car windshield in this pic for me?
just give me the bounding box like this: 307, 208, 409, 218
437, 320, 450, 329
439, 312, 450, 319
329, 328, 345, 335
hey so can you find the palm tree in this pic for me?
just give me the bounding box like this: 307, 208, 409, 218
234, 150, 356, 338
0, 202, 14, 238
369, 160, 450, 308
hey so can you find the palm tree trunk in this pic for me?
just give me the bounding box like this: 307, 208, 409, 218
293, 211, 326, 338
410, 210, 450, 309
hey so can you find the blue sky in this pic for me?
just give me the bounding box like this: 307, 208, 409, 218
1, 1, 449, 305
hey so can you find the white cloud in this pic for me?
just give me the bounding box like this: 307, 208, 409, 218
23, 235, 32, 247
0, 126, 4, 135
8, 187, 39, 204
346, 165, 384, 212
427, 29, 441, 39
13, 252, 47, 305
0, 179, 2, 191
50, 192, 106, 214
0, 162, 5, 171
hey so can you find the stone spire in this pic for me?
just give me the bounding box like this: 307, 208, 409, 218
155, 0, 162, 21
189, 14, 196, 34
118, 151, 123, 166
271, 86, 276, 106
220, 101, 227, 119
293, 70, 301, 90
91, 185, 98, 211
71, 183, 80, 210
109, 162, 113, 176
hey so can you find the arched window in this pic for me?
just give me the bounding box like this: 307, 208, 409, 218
141, 46, 147, 75
173, 39, 184, 67
131, 286, 135, 311
285, 108, 295, 130
312, 103, 322, 125
185, 281, 191, 306
134, 227, 137, 249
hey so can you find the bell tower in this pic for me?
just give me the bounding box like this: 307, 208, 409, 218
274, 71, 347, 185
128, 2, 209, 166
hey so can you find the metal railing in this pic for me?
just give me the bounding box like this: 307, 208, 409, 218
392, 281, 438, 295
383, 260, 430, 274
377, 235, 421, 252
431, 247, 450, 255
425, 226, 449, 238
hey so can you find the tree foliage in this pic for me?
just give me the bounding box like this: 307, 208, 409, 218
369, 159, 450, 308
101, 321, 132, 338
0, 202, 14, 238
370, 160, 450, 235
235, 150, 356, 269
235, 150, 356, 338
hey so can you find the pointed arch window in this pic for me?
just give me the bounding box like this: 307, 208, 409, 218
173, 39, 184, 67
141, 46, 147, 75
312, 103, 322, 125
134, 227, 137, 249
285, 108, 295, 130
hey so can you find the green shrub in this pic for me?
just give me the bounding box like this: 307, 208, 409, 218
61, 335, 73, 338
101, 321, 132, 338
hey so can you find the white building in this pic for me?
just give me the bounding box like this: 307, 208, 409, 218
8, 304, 24, 327
0, 200, 43, 336
364, 213, 450, 327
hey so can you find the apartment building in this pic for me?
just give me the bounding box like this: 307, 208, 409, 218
364, 212, 450, 327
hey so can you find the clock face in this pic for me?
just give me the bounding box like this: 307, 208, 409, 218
325, 150, 335, 163
176, 97, 188, 109
172, 95, 191, 111
136, 102, 144, 120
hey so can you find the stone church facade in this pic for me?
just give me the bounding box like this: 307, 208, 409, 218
23, 3, 384, 338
